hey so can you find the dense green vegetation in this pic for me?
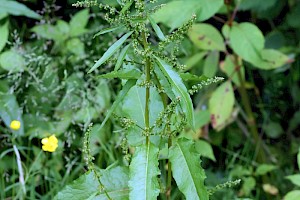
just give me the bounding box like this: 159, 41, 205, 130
0, 0, 300, 199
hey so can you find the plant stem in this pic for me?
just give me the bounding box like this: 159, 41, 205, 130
167, 136, 172, 200
142, 31, 151, 144
233, 55, 266, 163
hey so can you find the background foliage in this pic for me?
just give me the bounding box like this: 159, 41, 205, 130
0, 0, 300, 199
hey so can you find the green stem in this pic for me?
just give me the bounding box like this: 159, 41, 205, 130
142, 31, 151, 144
167, 136, 172, 200
233, 55, 266, 163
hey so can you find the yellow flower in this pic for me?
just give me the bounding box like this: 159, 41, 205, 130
10, 120, 21, 130
41, 135, 58, 152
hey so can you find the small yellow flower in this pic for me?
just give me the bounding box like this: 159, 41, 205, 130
41, 135, 58, 152
10, 120, 21, 130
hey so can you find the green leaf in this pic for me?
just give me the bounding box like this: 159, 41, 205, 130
98, 68, 142, 79
151, 0, 223, 30
0, 94, 24, 136
0, 21, 9, 52
203, 51, 219, 78
148, 16, 165, 41
180, 73, 208, 82
152, 0, 201, 30
115, 43, 130, 71
284, 190, 300, 200
195, 140, 216, 161
31, 24, 60, 40
197, 0, 223, 21
263, 121, 284, 139
229, 22, 264, 64
221, 55, 244, 87
255, 49, 290, 70
169, 138, 209, 200
97, 79, 137, 132
70, 9, 89, 37
129, 143, 160, 200
238, 0, 277, 12
0, 50, 25, 72
122, 84, 163, 128
286, 174, 300, 187
0, 0, 41, 19
93, 25, 124, 38
242, 177, 256, 196
184, 52, 207, 71
298, 148, 300, 170
188, 23, 225, 51
287, 4, 300, 28
89, 31, 133, 73
66, 38, 85, 56
155, 57, 195, 129
120, 1, 133, 13
55, 166, 129, 200
209, 81, 235, 131
255, 164, 277, 176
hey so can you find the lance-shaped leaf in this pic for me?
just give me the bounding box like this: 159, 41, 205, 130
155, 56, 195, 129
89, 31, 133, 73
97, 79, 137, 132
169, 138, 209, 200
115, 43, 131, 71
148, 16, 166, 41
93, 25, 124, 38
129, 143, 160, 200
55, 166, 129, 200
98, 68, 142, 80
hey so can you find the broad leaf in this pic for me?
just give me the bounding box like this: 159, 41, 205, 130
122, 84, 163, 128
152, 0, 201, 30
255, 164, 277, 176
89, 31, 133, 73
31, 24, 60, 41
203, 51, 219, 78
286, 174, 300, 187
197, 0, 223, 21
195, 140, 216, 161
0, 50, 25, 72
70, 9, 89, 37
209, 81, 235, 131
0, 21, 9, 52
0, 94, 24, 136
0, 0, 41, 19
97, 79, 137, 132
188, 23, 225, 51
229, 22, 264, 64
155, 57, 195, 129
220, 55, 244, 87
169, 138, 209, 200
298, 148, 300, 170
238, 0, 277, 12
98, 68, 142, 79
55, 166, 129, 200
129, 143, 160, 200
255, 49, 290, 70
152, 0, 223, 30
284, 190, 300, 200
